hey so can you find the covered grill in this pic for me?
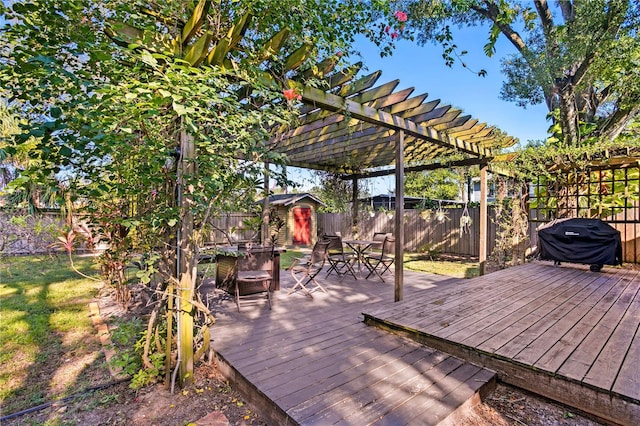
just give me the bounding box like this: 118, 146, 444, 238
537, 218, 622, 272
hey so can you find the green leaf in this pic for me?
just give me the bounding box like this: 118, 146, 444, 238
181, 0, 211, 44
183, 32, 212, 66
50, 107, 62, 118
141, 51, 158, 67
172, 102, 188, 116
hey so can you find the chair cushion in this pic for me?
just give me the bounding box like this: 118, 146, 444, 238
237, 270, 271, 281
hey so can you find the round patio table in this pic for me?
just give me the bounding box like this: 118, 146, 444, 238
342, 239, 383, 272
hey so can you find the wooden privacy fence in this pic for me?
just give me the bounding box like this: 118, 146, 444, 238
318, 208, 499, 258
3, 209, 638, 263
318, 208, 640, 263
206, 212, 260, 245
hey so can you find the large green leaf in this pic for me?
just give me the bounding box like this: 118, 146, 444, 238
181, 0, 211, 45
183, 32, 212, 66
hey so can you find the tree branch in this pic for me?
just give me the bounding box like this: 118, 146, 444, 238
472, 2, 528, 53
596, 105, 640, 142
558, 1, 575, 22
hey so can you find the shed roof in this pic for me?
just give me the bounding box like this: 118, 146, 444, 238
263, 192, 326, 207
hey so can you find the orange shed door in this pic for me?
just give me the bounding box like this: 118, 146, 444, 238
292, 207, 311, 245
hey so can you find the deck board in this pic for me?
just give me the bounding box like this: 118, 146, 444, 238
363, 261, 640, 425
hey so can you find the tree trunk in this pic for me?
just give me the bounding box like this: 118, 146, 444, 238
556, 77, 580, 145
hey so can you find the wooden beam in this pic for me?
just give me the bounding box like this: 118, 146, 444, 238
300, 86, 492, 157
277, 91, 427, 154
418, 109, 462, 128
433, 114, 471, 132
412, 105, 450, 123
335, 70, 383, 97
340, 157, 490, 182
448, 123, 487, 138
277, 81, 404, 146
352, 177, 359, 231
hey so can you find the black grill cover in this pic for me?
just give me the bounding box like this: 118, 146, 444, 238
537, 218, 622, 266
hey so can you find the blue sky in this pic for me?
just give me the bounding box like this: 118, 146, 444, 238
289, 24, 551, 195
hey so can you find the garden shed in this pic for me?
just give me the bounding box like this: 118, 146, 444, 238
263, 193, 325, 247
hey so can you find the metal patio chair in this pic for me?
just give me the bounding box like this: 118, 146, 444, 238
324, 234, 358, 280
288, 240, 330, 297
364, 235, 395, 282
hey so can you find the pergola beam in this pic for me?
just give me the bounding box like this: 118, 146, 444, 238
299, 86, 493, 158
340, 157, 490, 180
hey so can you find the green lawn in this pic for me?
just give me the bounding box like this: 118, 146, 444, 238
403, 253, 480, 279
0, 255, 111, 416
281, 249, 479, 279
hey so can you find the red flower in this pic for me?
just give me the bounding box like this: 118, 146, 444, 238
390, 31, 399, 40
283, 88, 302, 101
394, 11, 407, 22
385, 25, 390, 33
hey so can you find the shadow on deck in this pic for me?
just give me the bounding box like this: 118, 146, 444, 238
203, 261, 639, 425
204, 267, 496, 425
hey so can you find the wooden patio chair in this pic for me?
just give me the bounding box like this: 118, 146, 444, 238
288, 240, 330, 297
324, 234, 358, 280
364, 235, 395, 282
234, 245, 274, 312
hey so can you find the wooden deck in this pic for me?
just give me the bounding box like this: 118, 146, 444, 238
363, 261, 640, 426
203, 268, 497, 425
204, 261, 640, 425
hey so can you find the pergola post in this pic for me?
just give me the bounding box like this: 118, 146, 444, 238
394, 130, 405, 302
352, 177, 359, 234
178, 128, 196, 386
262, 163, 270, 245
479, 162, 488, 276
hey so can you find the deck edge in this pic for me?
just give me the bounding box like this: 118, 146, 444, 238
214, 350, 298, 426
363, 314, 640, 426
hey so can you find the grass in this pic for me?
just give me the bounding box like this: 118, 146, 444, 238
0, 255, 111, 416
280, 249, 479, 279
404, 253, 480, 279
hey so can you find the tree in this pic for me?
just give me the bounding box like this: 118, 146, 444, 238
401, 0, 640, 146
310, 171, 369, 213
1, 0, 396, 388
405, 169, 464, 201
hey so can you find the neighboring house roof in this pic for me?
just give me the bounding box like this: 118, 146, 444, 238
360, 194, 425, 202
262, 192, 326, 207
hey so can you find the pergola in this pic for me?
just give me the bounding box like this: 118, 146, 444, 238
267, 64, 519, 301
